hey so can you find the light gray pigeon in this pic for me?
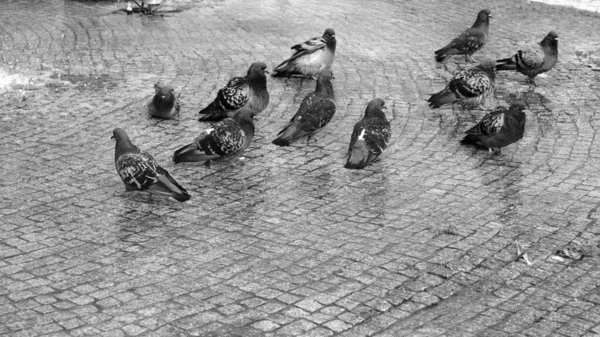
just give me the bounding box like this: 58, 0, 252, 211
496, 31, 558, 86
272, 28, 336, 78
198, 62, 269, 122
345, 98, 391, 170
435, 9, 491, 63
272, 70, 336, 146
148, 82, 180, 119
112, 128, 191, 202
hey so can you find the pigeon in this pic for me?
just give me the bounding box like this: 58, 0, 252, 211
112, 128, 191, 202
435, 9, 491, 63
272, 70, 336, 146
344, 98, 391, 170
428, 59, 496, 109
460, 102, 527, 155
272, 28, 336, 78
174, 107, 257, 165
148, 82, 180, 119
198, 62, 270, 122
496, 31, 559, 86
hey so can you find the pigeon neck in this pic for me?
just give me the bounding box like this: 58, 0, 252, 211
327, 38, 337, 52
115, 138, 139, 160
477, 66, 495, 81
472, 16, 489, 30
541, 38, 558, 56
235, 116, 256, 137
248, 72, 267, 89
365, 108, 385, 120
316, 79, 334, 98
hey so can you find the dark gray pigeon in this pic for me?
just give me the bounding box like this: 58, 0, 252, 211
345, 98, 391, 170
461, 102, 527, 155
175, 107, 257, 165
435, 9, 491, 63
272, 70, 336, 146
148, 82, 180, 119
198, 62, 269, 122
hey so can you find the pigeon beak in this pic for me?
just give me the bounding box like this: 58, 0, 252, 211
111, 135, 115, 140
161, 95, 166, 100
264, 69, 270, 74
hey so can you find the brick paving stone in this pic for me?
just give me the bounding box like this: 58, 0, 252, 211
1, 0, 600, 336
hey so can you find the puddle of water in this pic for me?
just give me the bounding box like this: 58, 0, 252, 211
0, 69, 34, 93
530, 0, 600, 12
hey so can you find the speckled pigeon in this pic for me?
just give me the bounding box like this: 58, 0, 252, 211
174, 107, 256, 165
272, 70, 336, 146
112, 128, 191, 202
345, 98, 391, 170
198, 62, 270, 122
272, 28, 336, 78
496, 31, 559, 86
428, 59, 496, 109
148, 82, 180, 119
435, 9, 491, 63
460, 102, 527, 155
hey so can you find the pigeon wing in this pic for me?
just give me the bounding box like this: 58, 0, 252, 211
450, 69, 491, 98
116, 152, 161, 191
466, 107, 506, 136
450, 28, 486, 54
363, 119, 392, 155
196, 119, 246, 157
216, 77, 250, 111
295, 96, 336, 133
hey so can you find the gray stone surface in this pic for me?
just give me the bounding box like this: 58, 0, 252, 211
1, 0, 600, 336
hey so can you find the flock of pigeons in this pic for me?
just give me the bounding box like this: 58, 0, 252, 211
112, 9, 559, 202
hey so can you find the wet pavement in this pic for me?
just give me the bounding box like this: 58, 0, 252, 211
1, 0, 600, 336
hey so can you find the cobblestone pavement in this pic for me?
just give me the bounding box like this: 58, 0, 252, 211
1, 0, 600, 336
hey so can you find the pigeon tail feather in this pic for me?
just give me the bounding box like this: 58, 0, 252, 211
271, 62, 303, 77
272, 124, 300, 146
173, 144, 216, 163
344, 142, 373, 170
150, 174, 191, 202
428, 88, 457, 109
495, 58, 517, 71
460, 134, 481, 145
198, 103, 226, 122
434, 46, 455, 63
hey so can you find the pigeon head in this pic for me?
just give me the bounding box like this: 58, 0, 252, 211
478, 9, 491, 19
316, 70, 335, 97
234, 107, 258, 120
474, 9, 491, 27
112, 128, 129, 142
542, 31, 559, 55
248, 62, 268, 75
247, 62, 269, 83
365, 98, 387, 119
509, 102, 527, 123
158, 85, 173, 97
323, 28, 336, 49
112, 128, 137, 159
